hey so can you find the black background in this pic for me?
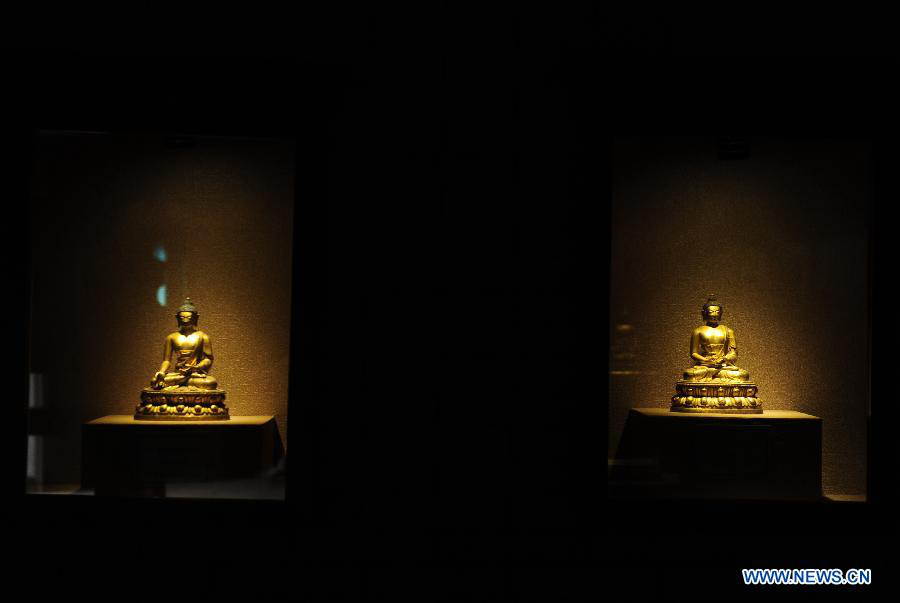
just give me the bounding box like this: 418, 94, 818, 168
3, 7, 895, 600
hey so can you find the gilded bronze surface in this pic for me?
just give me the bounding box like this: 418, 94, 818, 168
135, 298, 229, 420
670, 295, 761, 413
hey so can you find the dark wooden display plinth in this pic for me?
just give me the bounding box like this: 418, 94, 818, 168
82, 415, 281, 496
610, 408, 822, 501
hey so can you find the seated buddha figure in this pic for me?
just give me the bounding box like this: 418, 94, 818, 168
150, 298, 219, 390
682, 295, 750, 382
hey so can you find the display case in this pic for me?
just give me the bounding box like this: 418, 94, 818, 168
27, 130, 294, 500
608, 136, 870, 503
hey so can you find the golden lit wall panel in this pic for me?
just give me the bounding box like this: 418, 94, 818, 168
610, 137, 869, 498
28, 132, 294, 492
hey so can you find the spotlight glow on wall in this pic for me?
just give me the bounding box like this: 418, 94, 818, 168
154, 245, 168, 262
157, 284, 168, 306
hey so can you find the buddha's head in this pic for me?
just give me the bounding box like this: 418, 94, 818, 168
701, 295, 723, 325
175, 297, 199, 330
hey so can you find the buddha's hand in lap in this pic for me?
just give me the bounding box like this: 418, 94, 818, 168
151, 372, 165, 388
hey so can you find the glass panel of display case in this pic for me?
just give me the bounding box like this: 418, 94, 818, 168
608, 136, 869, 502
27, 130, 294, 500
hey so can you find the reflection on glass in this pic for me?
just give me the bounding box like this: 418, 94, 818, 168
610, 308, 639, 376
27, 435, 42, 482
27, 374, 46, 487
29, 373, 44, 409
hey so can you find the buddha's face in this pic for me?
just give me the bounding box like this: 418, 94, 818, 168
177, 311, 198, 329
704, 305, 721, 324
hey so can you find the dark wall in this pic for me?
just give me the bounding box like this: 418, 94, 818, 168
610, 137, 870, 496
302, 36, 586, 528
605, 10, 891, 55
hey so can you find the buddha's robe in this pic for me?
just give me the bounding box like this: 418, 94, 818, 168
154, 330, 218, 390
682, 323, 750, 382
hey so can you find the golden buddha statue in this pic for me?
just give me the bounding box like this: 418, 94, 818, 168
670, 295, 761, 413
135, 298, 229, 420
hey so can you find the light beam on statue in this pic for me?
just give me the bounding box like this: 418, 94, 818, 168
671, 294, 761, 413
136, 297, 229, 420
